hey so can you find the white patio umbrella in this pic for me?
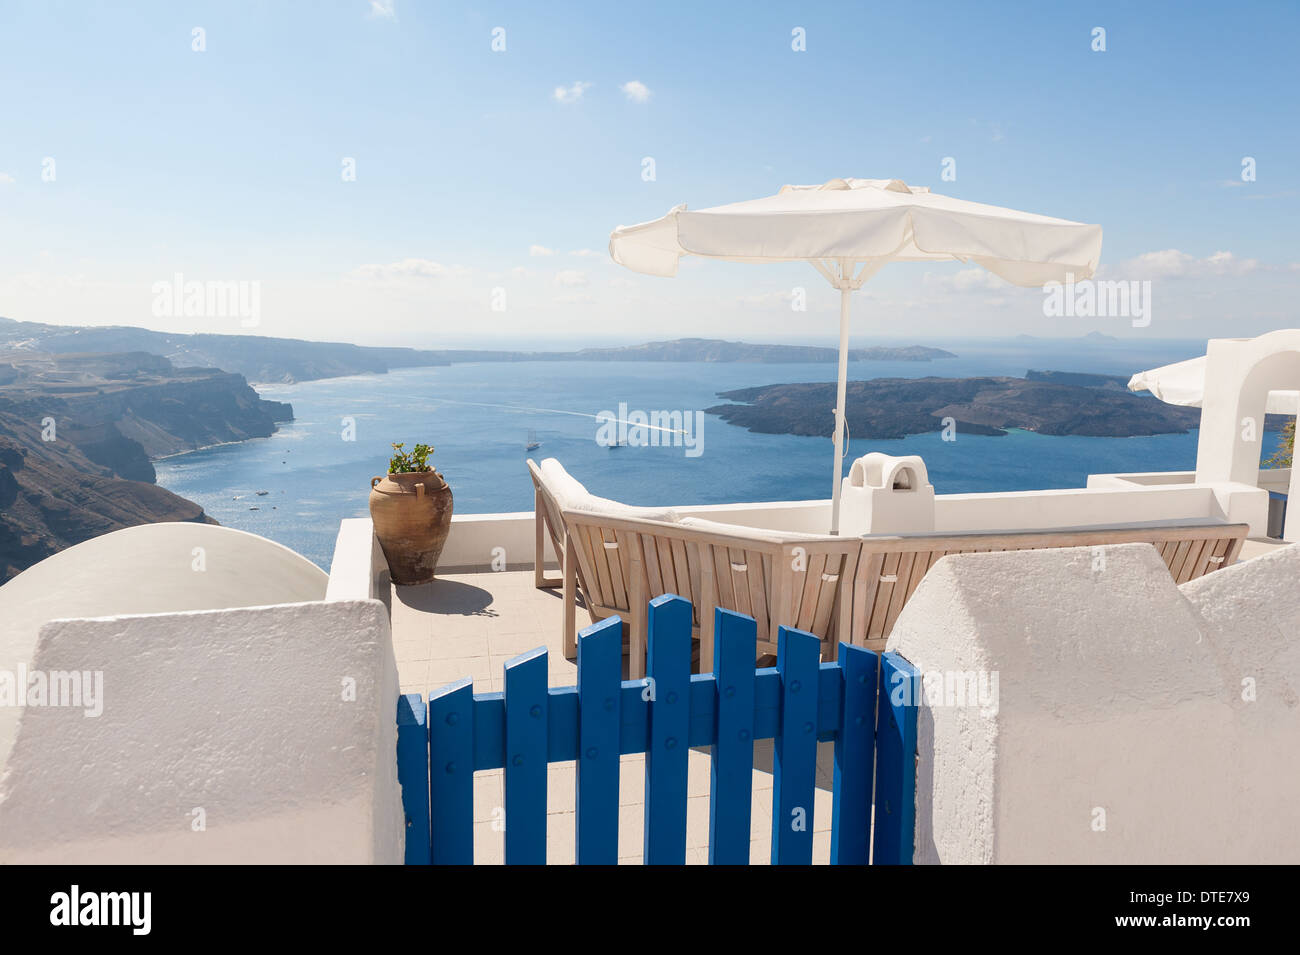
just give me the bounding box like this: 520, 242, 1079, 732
1129, 355, 1300, 414
609, 177, 1103, 533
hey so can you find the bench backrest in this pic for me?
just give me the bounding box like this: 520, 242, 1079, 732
526, 459, 567, 563
852, 522, 1249, 650
563, 511, 859, 657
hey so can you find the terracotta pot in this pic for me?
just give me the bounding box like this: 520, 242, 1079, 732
369, 470, 453, 585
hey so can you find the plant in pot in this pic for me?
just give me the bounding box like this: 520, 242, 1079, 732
369, 442, 454, 585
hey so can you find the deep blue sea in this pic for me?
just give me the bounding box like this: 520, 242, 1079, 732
154, 338, 1287, 570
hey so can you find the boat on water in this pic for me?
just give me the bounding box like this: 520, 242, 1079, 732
526, 429, 541, 451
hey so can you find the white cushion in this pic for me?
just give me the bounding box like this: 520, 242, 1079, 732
538, 458, 680, 524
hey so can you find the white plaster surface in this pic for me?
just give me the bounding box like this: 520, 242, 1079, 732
1179, 543, 1300, 862
0, 599, 403, 864
0, 522, 328, 776
888, 543, 1251, 864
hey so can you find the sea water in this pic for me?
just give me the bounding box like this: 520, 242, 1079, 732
154, 339, 1288, 570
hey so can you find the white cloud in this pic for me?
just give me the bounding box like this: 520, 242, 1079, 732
569, 248, 602, 257
0, 172, 14, 184
529, 245, 557, 257
553, 81, 592, 104
620, 80, 652, 103
923, 267, 1008, 292
554, 269, 588, 288
368, 1, 396, 20
351, 258, 463, 280
735, 289, 799, 310
1122, 249, 1262, 279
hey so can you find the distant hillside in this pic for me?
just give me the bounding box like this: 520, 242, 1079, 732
0, 351, 292, 581
0, 317, 450, 384
0, 319, 956, 383
707, 375, 1206, 439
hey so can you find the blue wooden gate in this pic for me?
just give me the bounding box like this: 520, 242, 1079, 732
396, 595, 919, 865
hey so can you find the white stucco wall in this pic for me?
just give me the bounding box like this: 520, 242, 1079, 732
1194, 331, 1300, 488
326, 518, 391, 610
0, 522, 329, 777
935, 482, 1267, 536
0, 599, 403, 864
886, 543, 1274, 864
1178, 543, 1300, 863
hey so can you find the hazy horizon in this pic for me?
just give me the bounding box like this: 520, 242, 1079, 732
0, 312, 1220, 355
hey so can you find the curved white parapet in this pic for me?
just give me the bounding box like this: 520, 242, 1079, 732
0, 522, 328, 779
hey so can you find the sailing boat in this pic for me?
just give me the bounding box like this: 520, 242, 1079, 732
525, 429, 541, 452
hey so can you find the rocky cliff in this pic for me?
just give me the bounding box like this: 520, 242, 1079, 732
0, 352, 292, 582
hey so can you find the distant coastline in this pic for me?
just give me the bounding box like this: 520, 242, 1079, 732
0, 318, 955, 385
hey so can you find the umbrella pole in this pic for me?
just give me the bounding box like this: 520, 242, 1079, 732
829, 285, 851, 535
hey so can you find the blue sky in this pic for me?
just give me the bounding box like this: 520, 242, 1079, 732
1, 0, 1297, 347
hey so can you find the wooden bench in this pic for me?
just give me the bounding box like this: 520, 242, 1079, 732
561, 511, 859, 679
850, 520, 1249, 651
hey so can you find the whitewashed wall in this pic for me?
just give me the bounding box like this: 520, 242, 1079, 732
0, 523, 329, 780
0, 599, 403, 864
887, 542, 1300, 864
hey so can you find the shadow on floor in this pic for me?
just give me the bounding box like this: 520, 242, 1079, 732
396, 579, 498, 617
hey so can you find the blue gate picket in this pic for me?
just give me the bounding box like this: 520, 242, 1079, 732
396, 693, 430, 865
771, 626, 821, 864
427, 678, 473, 864
873, 651, 921, 865
576, 615, 622, 864
503, 648, 548, 864
643, 594, 692, 864
830, 643, 879, 865
708, 609, 757, 864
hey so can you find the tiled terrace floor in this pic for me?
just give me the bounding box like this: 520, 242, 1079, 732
391, 570, 837, 864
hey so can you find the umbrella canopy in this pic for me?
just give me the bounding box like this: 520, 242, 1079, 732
610, 177, 1103, 533
610, 178, 1103, 284
1129, 355, 1300, 415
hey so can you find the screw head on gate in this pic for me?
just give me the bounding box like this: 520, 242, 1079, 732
445, 712, 458, 725
512, 754, 524, 767
530, 704, 542, 718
